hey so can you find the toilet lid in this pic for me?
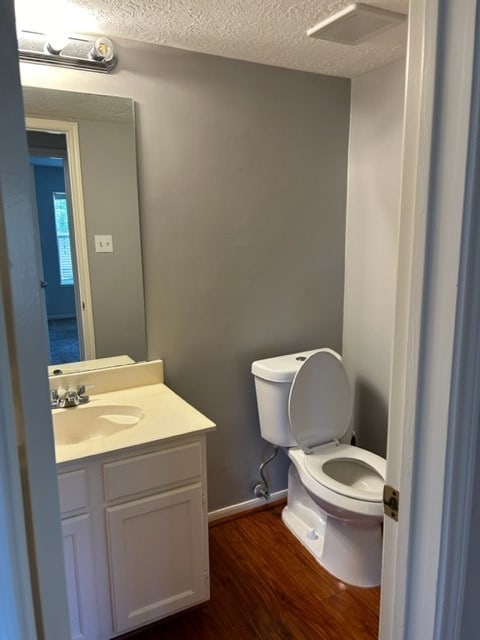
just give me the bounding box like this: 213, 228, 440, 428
288, 350, 352, 453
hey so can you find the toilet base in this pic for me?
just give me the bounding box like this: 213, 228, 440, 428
282, 465, 382, 587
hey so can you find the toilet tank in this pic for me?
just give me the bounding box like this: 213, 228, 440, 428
251, 349, 320, 447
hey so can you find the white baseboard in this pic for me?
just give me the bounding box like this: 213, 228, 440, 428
208, 489, 288, 523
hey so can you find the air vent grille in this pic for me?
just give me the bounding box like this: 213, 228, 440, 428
307, 3, 406, 45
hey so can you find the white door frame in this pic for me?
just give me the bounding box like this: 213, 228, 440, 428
26, 117, 96, 360
0, 201, 38, 640
0, 1, 71, 637
380, 0, 479, 638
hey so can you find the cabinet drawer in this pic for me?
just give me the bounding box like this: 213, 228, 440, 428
103, 441, 202, 501
58, 469, 88, 515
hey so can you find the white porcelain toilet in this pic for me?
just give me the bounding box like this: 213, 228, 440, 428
251, 348, 386, 587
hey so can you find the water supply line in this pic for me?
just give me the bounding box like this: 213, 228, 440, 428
253, 446, 279, 500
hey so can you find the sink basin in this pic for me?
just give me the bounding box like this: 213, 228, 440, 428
53, 404, 144, 445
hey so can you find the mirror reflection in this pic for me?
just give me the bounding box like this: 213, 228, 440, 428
28, 131, 80, 363
23, 87, 147, 370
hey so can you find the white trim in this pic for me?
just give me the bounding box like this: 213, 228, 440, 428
403, 0, 476, 636
0, 0, 71, 633
381, 0, 478, 638
434, 5, 480, 636
0, 208, 37, 640
208, 489, 288, 523
379, 1, 439, 632
26, 117, 96, 359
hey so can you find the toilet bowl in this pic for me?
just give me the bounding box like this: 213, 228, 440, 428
251, 348, 386, 587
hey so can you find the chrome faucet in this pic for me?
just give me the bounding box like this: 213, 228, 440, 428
51, 384, 90, 408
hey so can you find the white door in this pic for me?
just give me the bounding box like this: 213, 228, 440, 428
380, 1, 480, 638
0, 2, 71, 639
106, 485, 208, 634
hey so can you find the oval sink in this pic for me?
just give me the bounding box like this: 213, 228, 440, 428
53, 404, 144, 445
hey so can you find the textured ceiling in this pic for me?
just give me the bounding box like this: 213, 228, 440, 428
18, 0, 409, 77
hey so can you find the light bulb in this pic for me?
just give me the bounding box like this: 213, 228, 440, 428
89, 37, 114, 63
45, 31, 69, 55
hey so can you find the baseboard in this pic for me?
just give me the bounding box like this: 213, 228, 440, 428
208, 489, 288, 523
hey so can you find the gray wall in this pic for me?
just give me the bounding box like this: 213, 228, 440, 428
342, 60, 405, 457
21, 41, 350, 510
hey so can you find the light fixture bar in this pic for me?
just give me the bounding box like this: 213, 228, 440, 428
18, 31, 117, 73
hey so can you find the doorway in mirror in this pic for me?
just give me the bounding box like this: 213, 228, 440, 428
28, 129, 88, 364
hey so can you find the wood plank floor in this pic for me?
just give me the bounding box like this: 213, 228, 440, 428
121, 503, 380, 640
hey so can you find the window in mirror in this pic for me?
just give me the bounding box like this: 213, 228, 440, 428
52, 191, 74, 286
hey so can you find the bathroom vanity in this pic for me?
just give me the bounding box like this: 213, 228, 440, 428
51, 361, 215, 639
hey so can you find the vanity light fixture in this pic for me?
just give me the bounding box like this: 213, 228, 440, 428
17, 30, 117, 73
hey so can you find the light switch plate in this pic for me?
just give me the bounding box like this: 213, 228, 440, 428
95, 235, 113, 253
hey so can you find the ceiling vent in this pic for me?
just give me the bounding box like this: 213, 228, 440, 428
307, 3, 406, 45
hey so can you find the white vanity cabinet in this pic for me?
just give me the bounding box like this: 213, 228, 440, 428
103, 438, 209, 634
57, 434, 210, 640
58, 470, 98, 640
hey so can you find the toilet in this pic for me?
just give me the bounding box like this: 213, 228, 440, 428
251, 348, 386, 587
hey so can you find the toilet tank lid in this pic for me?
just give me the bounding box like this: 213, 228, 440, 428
251, 349, 323, 383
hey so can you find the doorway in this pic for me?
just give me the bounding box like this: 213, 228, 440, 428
26, 117, 96, 365
28, 136, 81, 364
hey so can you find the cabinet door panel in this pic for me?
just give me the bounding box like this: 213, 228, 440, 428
106, 484, 207, 633
62, 514, 97, 640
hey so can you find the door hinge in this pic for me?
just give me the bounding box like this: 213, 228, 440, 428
383, 484, 399, 521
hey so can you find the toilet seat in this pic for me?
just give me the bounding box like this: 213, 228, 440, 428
288, 349, 352, 453
288, 447, 384, 518
287, 350, 385, 504
304, 443, 385, 502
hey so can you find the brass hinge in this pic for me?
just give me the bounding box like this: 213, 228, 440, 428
383, 485, 399, 521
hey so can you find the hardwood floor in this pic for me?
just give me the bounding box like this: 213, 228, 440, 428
120, 502, 380, 639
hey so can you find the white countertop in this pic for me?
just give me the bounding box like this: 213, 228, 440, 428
54, 382, 216, 464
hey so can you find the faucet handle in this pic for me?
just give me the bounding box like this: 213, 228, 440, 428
77, 384, 93, 403
65, 388, 80, 406
50, 389, 59, 408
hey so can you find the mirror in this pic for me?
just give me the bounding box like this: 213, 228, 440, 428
22, 87, 147, 371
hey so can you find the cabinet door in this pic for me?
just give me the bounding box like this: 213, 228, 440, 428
106, 484, 208, 634
62, 514, 97, 640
